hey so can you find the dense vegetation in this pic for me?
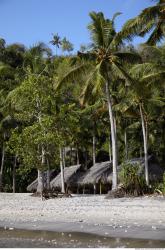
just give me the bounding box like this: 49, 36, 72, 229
0, 0, 164, 193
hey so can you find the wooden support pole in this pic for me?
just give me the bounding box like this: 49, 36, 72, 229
100, 182, 102, 195
94, 184, 96, 195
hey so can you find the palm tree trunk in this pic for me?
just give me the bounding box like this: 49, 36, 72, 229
60, 147, 65, 193
84, 148, 88, 170
70, 147, 72, 166
13, 155, 17, 193
62, 148, 66, 169
139, 104, 149, 186
46, 158, 50, 190
76, 146, 79, 165
105, 81, 118, 190
92, 134, 96, 165
124, 129, 128, 160
0, 143, 5, 192
109, 134, 112, 162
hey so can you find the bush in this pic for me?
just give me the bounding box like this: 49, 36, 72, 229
155, 173, 165, 195
119, 162, 148, 196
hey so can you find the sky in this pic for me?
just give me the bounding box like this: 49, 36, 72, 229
0, 0, 153, 53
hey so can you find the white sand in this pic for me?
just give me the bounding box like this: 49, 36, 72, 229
0, 193, 165, 240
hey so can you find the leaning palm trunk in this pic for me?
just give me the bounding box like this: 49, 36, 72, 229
105, 81, 118, 189
0, 144, 5, 192
139, 104, 149, 186
60, 147, 65, 193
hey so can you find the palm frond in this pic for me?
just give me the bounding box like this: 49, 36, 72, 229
113, 61, 135, 85
112, 12, 122, 24
55, 63, 90, 91
114, 52, 142, 64
127, 121, 140, 130
142, 71, 165, 84
80, 64, 103, 104
88, 11, 105, 47
146, 22, 164, 45
129, 63, 156, 79
77, 51, 96, 61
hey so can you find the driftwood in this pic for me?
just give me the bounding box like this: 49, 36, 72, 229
42, 189, 72, 200
31, 189, 72, 199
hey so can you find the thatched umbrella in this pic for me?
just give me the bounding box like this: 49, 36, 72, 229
50, 164, 83, 191
27, 169, 57, 192
78, 161, 112, 194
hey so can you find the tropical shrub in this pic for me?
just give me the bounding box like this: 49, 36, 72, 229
119, 162, 148, 196
155, 173, 165, 195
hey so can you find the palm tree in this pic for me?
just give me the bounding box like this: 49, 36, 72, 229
23, 42, 52, 74
119, 0, 165, 45
61, 37, 74, 55
118, 49, 165, 185
50, 33, 62, 55
56, 12, 141, 190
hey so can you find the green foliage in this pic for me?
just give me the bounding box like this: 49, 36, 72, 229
0, 2, 164, 192
119, 162, 147, 196
155, 173, 165, 195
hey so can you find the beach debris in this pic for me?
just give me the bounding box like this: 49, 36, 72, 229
9, 227, 14, 230
125, 229, 127, 232
104, 232, 109, 235
68, 234, 72, 237
152, 226, 157, 230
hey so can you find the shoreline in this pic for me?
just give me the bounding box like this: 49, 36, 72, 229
0, 193, 165, 241
1, 220, 165, 241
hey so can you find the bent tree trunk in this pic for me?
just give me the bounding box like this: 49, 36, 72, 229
105, 81, 118, 190
139, 104, 149, 186
0, 144, 5, 192
60, 147, 65, 193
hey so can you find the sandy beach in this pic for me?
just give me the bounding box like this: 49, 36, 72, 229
0, 193, 165, 241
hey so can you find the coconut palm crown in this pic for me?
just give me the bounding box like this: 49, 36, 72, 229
119, 0, 165, 45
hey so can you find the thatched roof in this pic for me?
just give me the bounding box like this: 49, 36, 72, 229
27, 169, 57, 192
50, 164, 82, 188
78, 161, 112, 185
